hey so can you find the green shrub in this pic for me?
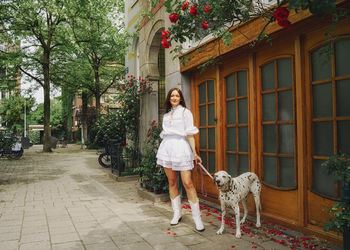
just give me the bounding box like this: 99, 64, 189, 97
322, 154, 350, 233
87, 112, 126, 149
134, 121, 168, 193
28, 130, 40, 144
0, 130, 17, 151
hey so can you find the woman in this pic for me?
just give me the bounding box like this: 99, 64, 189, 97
156, 88, 204, 232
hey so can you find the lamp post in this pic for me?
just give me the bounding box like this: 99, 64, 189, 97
24, 99, 27, 137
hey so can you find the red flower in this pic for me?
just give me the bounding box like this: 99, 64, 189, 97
113, 84, 115, 88
201, 21, 208, 30
182, 1, 189, 11
273, 7, 289, 22
189, 5, 197, 16
147, 131, 150, 137
205, 5, 210, 14
149, 89, 153, 93
125, 142, 128, 146
152, 120, 156, 124
161, 38, 170, 48
278, 19, 291, 28
162, 30, 170, 39
169, 13, 179, 23
122, 85, 125, 89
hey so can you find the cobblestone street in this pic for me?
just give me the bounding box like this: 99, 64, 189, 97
0, 146, 341, 250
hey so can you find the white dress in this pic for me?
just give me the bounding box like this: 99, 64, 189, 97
156, 105, 199, 171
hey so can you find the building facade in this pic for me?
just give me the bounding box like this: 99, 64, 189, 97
125, 0, 192, 149
125, 0, 350, 244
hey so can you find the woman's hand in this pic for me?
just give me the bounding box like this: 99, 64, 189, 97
194, 154, 202, 165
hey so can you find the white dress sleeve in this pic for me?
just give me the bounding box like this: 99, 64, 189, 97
159, 114, 166, 139
184, 109, 199, 135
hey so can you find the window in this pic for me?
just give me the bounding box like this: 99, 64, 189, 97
199, 80, 216, 173
225, 71, 249, 176
311, 39, 350, 199
261, 57, 296, 189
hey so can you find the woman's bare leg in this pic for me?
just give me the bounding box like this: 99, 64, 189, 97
180, 170, 198, 203
164, 167, 179, 199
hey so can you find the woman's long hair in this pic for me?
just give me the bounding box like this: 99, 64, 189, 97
164, 88, 186, 113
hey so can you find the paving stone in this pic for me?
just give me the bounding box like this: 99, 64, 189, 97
51, 232, 80, 244
0, 231, 21, 241
19, 241, 51, 250
85, 240, 119, 250
52, 241, 85, 250
118, 241, 153, 250
20, 232, 50, 244
0, 240, 18, 250
80, 231, 112, 245
110, 232, 144, 246
21, 225, 48, 235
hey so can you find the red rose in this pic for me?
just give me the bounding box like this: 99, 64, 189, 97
142, 89, 145, 92
113, 84, 115, 88
278, 19, 291, 28
152, 120, 156, 124
161, 38, 170, 48
122, 85, 125, 89
162, 30, 170, 39
205, 5, 210, 14
182, 1, 189, 11
273, 7, 289, 22
149, 89, 153, 93
169, 13, 179, 23
201, 21, 208, 30
147, 131, 150, 137
189, 5, 197, 16
126, 142, 128, 146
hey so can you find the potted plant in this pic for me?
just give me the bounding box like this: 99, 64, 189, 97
322, 154, 350, 249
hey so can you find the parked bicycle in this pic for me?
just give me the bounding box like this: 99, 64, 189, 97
98, 134, 111, 168
0, 134, 24, 160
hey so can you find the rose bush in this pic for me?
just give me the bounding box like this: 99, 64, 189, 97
160, 0, 347, 53
113, 75, 153, 166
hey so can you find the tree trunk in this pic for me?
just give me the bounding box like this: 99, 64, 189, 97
94, 64, 101, 116
81, 91, 88, 144
43, 50, 51, 152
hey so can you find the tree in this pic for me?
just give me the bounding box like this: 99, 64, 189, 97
0, 0, 69, 151
0, 93, 34, 134
66, 0, 129, 114
28, 98, 64, 136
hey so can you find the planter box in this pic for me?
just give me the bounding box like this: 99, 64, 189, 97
137, 186, 169, 202
108, 172, 139, 182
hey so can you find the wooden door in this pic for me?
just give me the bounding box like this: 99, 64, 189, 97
256, 38, 299, 224
192, 67, 219, 199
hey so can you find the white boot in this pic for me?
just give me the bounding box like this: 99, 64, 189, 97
189, 200, 205, 232
170, 195, 182, 225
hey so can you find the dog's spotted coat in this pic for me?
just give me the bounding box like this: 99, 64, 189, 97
213, 171, 262, 238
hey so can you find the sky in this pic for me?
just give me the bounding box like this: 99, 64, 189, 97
21, 80, 60, 105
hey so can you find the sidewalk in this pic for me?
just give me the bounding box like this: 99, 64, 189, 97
0, 146, 341, 250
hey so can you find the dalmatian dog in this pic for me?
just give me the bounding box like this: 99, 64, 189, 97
213, 171, 261, 238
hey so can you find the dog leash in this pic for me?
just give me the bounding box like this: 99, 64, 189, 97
195, 162, 213, 197
197, 163, 213, 180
